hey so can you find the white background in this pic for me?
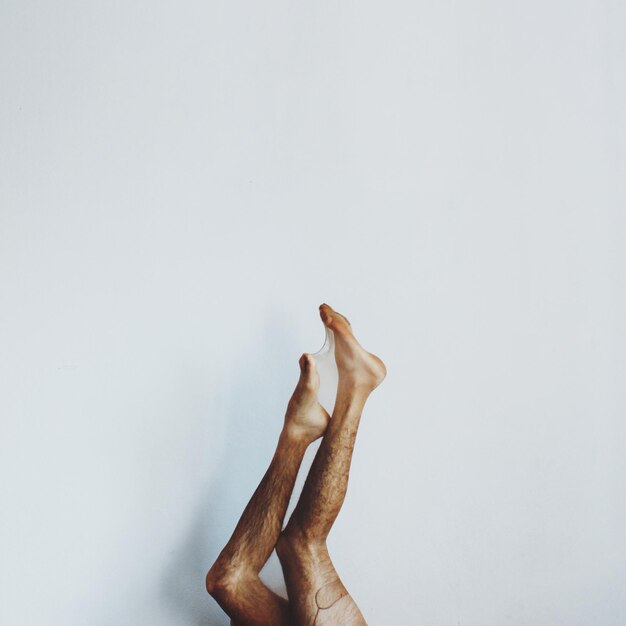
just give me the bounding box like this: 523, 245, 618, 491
1, 1, 625, 625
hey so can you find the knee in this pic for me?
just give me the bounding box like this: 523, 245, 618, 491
205, 561, 244, 601
205, 564, 228, 598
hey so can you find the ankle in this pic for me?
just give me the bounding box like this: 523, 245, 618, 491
280, 425, 315, 448
333, 385, 370, 413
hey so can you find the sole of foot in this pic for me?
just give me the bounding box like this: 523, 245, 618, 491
284, 353, 330, 442
319, 303, 386, 391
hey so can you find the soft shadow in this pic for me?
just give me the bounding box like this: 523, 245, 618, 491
161, 316, 300, 625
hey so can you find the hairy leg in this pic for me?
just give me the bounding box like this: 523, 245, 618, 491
206, 355, 330, 626
278, 304, 386, 625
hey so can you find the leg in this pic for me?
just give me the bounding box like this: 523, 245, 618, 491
206, 354, 330, 626
278, 304, 386, 626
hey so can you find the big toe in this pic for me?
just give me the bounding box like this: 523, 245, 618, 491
298, 353, 319, 390
319, 303, 352, 335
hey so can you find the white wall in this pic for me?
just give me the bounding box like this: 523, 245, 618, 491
1, 1, 625, 625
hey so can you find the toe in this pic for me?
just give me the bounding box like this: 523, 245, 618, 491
319, 303, 351, 335
298, 353, 309, 371
299, 354, 319, 391
319, 303, 333, 326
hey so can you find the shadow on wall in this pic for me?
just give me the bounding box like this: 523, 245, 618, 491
161, 317, 300, 625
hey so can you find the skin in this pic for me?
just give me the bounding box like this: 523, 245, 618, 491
206, 304, 386, 625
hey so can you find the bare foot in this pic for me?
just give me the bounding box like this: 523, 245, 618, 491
284, 354, 330, 442
319, 303, 386, 392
